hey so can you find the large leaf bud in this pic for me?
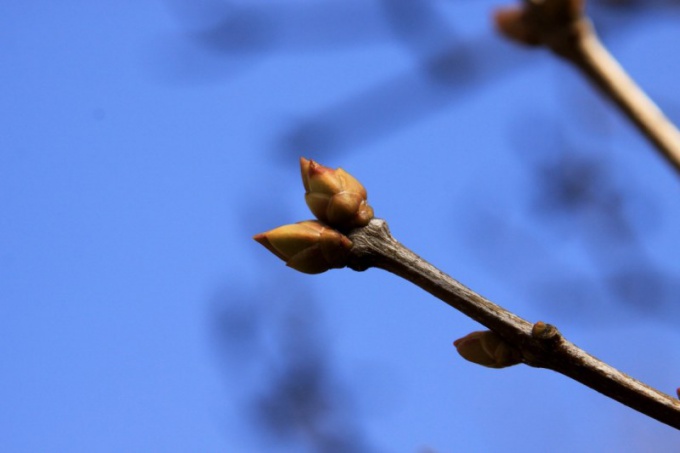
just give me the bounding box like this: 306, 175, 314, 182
253, 220, 352, 274
453, 330, 521, 369
300, 157, 374, 230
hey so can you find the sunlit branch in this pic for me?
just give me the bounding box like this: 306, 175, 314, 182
347, 218, 680, 429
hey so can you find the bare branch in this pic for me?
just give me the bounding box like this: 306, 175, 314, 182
495, 0, 680, 175
347, 218, 680, 429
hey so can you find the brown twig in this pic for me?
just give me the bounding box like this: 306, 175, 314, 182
495, 0, 680, 175
347, 218, 680, 429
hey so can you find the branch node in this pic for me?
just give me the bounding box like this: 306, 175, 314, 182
531, 321, 562, 345
346, 218, 392, 272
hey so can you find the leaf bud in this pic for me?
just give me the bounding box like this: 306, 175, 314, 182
300, 157, 374, 230
453, 330, 522, 369
253, 220, 352, 274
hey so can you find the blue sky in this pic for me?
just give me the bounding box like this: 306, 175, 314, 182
2, 1, 680, 451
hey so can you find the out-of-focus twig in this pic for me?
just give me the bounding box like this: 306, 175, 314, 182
347, 219, 680, 429
495, 0, 680, 175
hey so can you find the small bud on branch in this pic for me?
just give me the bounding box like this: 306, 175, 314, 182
454, 330, 522, 369
493, 0, 584, 52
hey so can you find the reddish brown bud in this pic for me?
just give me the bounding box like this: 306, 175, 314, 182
493, 0, 585, 50
253, 220, 352, 274
454, 330, 521, 369
493, 6, 542, 46
300, 157, 374, 230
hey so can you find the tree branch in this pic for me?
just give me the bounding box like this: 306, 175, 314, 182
347, 218, 680, 429
495, 0, 680, 175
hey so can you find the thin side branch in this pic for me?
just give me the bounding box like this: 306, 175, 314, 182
496, 0, 680, 175
571, 20, 680, 173
347, 219, 680, 429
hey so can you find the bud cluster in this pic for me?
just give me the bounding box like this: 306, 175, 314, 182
254, 158, 374, 274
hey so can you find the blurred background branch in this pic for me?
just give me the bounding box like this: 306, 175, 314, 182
495, 0, 680, 173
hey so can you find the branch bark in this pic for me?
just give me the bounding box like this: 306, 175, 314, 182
495, 0, 680, 175
347, 218, 680, 429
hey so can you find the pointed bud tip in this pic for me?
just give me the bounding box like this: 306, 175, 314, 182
300, 157, 321, 174
300, 157, 312, 192
253, 230, 288, 262
308, 160, 331, 176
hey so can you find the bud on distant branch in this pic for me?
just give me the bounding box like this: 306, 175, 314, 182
493, 7, 541, 46
454, 330, 522, 369
493, 0, 585, 55
300, 157, 374, 230
253, 220, 353, 274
